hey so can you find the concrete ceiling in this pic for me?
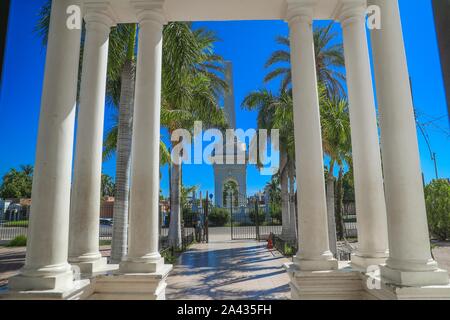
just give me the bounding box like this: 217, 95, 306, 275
82, 0, 342, 23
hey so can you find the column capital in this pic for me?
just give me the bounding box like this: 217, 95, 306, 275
285, 0, 316, 25
84, 2, 117, 30
334, 0, 367, 27
132, 0, 167, 26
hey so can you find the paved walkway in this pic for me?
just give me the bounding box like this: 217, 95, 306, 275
2, 240, 450, 299
166, 240, 291, 300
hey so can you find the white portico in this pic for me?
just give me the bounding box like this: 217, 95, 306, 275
5, 0, 450, 300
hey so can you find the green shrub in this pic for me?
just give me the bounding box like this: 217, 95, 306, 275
269, 203, 282, 223
208, 208, 230, 226
425, 179, 450, 241
7, 235, 27, 247
99, 240, 111, 246
283, 242, 296, 256
161, 248, 177, 264
249, 209, 266, 224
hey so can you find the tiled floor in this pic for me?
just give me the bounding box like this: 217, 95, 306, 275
166, 240, 292, 300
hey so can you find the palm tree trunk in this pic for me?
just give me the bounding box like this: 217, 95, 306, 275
168, 145, 182, 249
280, 146, 291, 240
110, 60, 135, 263
326, 164, 338, 257
288, 160, 297, 240
335, 167, 345, 240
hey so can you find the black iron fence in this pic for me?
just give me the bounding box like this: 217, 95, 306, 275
342, 201, 357, 239
0, 203, 29, 242
273, 235, 297, 257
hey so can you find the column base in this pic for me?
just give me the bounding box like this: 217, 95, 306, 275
3, 279, 94, 300
8, 264, 74, 292
362, 270, 450, 300
119, 256, 165, 274
70, 257, 118, 277
380, 264, 449, 287
284, 261, 365, 300
293, 254, 339, 271
351, 253, 388, 271
90, 264, 173, 300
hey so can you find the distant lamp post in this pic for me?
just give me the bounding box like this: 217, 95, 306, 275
410, 78, 440, 180
416, 119, 439, 180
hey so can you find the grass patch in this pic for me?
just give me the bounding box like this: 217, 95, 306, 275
7, 235, 27, 247
99, 240, 111, 246
3, 221, 28, 227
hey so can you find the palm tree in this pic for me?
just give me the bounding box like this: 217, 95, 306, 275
265, 175, 281, 204
101, 174, 115, 197
320, 96, 352, 255
180, 185, 199, 208
242, 90, 296, 240
104, 24, 139, 263
264, 23, 345, 96
262, 24, 348, 247
161, 23, 227, 249
265, 175, 282, 223
20, 165, 34, 177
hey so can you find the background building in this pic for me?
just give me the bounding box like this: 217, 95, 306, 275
213, 61, 247, 207
432, 0, 450, 122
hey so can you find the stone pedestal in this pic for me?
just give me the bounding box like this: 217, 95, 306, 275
2, 280, 94, 300
71, 258, 118, 276
285, 262, 364, 300
89, 265, 173, 300
286, 262, 450, 300
362, 268, 450, 300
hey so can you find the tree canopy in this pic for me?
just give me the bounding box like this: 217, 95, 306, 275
0, 165, 34, 199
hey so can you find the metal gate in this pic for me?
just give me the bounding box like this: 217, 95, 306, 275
159, 192, 211, 250
230, 201, 282, 240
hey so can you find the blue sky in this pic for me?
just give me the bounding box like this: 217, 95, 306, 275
0, 0, 449, 198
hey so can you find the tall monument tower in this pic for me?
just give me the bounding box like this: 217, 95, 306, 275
213, 61, 247, 207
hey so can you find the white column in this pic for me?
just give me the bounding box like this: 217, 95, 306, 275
119, 6, 166, 273
369, 0, 449, 286
68, 6, 114, 274
287, 4, 338, 271
338, 0, 389, 269
8, 0, 81, 291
